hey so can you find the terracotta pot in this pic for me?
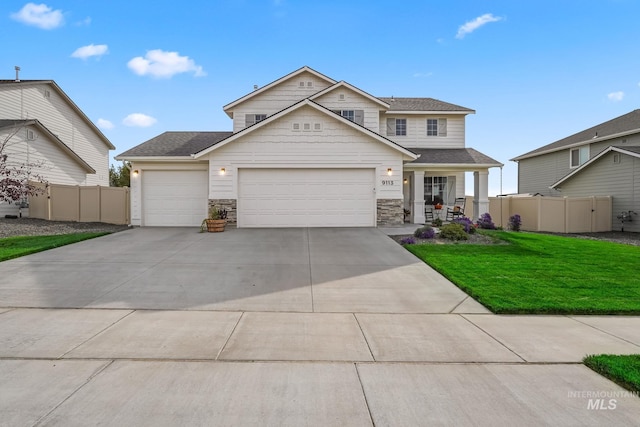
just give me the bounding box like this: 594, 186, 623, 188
205, 219, 226, 232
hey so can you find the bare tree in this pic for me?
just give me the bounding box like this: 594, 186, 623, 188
0, 123, 49, 205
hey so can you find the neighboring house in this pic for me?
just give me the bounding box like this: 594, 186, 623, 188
116, 66, 502, 228
0, 77, 114, 215
512, 109, 640, 231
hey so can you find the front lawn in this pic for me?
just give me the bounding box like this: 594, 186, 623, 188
405, 231, 640, 314
0, 233, 108, 262
584, 354, 640, 393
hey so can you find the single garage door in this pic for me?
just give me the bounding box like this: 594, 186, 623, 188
142, 170, 208, 226
238, 168, 375, 227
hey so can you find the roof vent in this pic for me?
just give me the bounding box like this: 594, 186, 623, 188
253, 84, 258, 91
592, 132, 598, 138
14, 66, 20, 82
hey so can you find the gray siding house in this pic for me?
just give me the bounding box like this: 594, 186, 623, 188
512, 110, 640, 231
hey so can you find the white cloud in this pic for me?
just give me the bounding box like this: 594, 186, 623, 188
96, 118, 114, 130
10, 3, 64, 29
607, 91, 624, 101
123, 113, 157, 128
456, 13, 502, 39
71, 44, 108, 60
75, 17, 91, 26
127, 49, 206, 79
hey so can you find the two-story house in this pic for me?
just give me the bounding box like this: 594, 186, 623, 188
116, 66, 502, 228
512, 109, 640, 231
0, 75, 114, 216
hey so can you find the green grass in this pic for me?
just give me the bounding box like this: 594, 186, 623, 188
0, 233, 108, 262
584, 354, 640, 393
405, 231, 640, 314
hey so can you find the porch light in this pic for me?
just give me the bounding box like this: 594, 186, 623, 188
132, 170, 139, 176
219, 167, 226, 175
403, 178, 408, 184
387, 168, 393, 176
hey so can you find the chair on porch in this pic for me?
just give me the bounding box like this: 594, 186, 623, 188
446, 197, 466, 221
424, 206, 434, 223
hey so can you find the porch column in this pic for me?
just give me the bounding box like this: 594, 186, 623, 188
473, 170, 489, 220
411, 170, 425, 224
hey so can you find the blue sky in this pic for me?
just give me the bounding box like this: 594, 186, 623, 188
2, 0, 640, 195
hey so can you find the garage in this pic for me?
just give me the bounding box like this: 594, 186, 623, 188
142, 170, 208, 226
238, 168, 375, 227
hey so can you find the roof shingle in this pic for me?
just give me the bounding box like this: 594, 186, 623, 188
514, 109, 640, 160
116, 131, 233, 157
377, 97, 474, 113
408, 148, 502, 166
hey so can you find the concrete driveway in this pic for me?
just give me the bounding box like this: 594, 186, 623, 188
0, 227, 487, 313
1, 227, 639, 426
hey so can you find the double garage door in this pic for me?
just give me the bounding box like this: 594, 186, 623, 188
142, 168, 375, 227
238, 168, 375, 227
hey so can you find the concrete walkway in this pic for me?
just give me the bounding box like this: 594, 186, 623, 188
1, 228, 639, 426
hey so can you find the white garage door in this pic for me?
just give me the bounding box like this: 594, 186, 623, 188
142, 170, 208, 226
238, 168, 375, 227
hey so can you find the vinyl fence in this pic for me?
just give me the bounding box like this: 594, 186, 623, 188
29, 183, 130, 225
488, 195, 612, 233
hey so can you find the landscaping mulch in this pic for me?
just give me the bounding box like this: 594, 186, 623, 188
391, 229, 640, 246
0, 217, 130, 238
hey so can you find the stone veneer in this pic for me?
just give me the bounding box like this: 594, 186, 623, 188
377, 199, 404, 226
209, 199, 237, 223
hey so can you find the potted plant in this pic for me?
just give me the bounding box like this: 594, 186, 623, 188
433, 196, 443, 210
201, 205, 228, 232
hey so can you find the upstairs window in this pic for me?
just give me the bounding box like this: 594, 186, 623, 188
245, 114, 267, 127
427, 118, 447, 136
387, 118, 407, 136
333, 110, 364, 126
570, 146, 589, 168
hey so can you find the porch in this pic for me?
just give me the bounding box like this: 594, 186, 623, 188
401, 148, 503, 225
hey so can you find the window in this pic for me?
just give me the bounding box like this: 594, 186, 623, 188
333, 110, 364, 126
245, 114, 267, 127
424, 176, 447, 204
427, 118, 447, 136
386, 118, 407, 136
292, 123, 301, 131
570, 146, 589, 168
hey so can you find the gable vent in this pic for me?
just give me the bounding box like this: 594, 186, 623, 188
338, 93, 345, 101
299, 81, 305, 88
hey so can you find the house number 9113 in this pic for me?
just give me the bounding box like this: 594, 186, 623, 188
381, 180, 394, 186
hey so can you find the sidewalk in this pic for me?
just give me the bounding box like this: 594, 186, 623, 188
1, 307, 639, 426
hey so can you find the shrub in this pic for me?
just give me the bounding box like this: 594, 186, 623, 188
508, 214, 522, 232
452, 216, 476, 234
400, 236, 416, 245
432, 218, 443, 227
413, 225, 436, 239
477, 213, 496, 230
439, 223, 468, 241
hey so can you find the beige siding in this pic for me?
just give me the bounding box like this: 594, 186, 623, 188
230, 71, 333, 132
0, 83, 109, 185
558, 151, 639, 232
208, 105, 404, 201
312, 88, 381, 133
381, 114, 465, 149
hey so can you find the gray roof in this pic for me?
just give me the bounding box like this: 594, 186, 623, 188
378, 97, 475, 113
408, 148, 503, 166
514, 109, 640, 160
116, 131, 233, 157
0, 119, 29, 129
613, 145, 640, 155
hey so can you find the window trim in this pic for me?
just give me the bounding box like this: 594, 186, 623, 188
570, 145, 590, 168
